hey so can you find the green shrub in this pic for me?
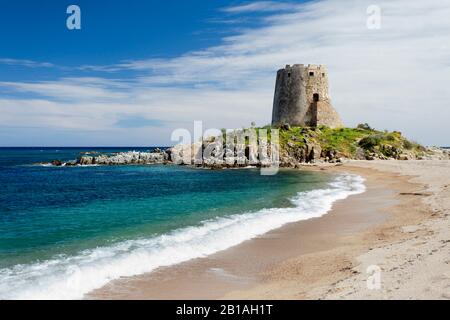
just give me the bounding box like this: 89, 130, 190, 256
358, 134, 383, 150
403, 139, 413, 149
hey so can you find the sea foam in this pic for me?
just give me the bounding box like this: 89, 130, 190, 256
0, 174, 365, 299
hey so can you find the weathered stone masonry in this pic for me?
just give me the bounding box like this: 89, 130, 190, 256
271, 64, 343, 128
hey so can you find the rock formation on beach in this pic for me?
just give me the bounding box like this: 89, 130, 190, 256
165, 126, 450, 168
45, 126, 449, 169
275, 125, 450, 166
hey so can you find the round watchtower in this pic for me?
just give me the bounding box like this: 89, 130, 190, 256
271, 64, 343, 128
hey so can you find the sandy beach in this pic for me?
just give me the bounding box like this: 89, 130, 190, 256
88, 160, 450, 300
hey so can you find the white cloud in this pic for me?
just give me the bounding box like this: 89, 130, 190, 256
222, 1, 299, 13
0, 78, 129, 101
0, 58, 55, 68
1, 0, 450, 146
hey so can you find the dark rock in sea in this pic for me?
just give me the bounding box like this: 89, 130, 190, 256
64, 161, 77, 166
51, 160, 62, 166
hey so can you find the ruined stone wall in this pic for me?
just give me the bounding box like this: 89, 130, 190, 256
313, 101, 344, 128
272, 64, 343, 128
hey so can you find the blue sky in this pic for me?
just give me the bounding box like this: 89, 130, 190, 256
1, 1, 227, 60
0, 0, 245, 81
1, 0, 449, 146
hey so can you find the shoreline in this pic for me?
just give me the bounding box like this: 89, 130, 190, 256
87, 160, 450, 299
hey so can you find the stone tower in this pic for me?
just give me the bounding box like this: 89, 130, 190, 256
271, 64, 343, 128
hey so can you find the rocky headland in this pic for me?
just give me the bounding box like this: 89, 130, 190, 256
44, 125, 450, 168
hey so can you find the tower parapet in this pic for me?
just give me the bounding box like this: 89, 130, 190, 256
271, 64, 343, 128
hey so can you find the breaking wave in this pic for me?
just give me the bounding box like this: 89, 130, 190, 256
0, 174, 365, 299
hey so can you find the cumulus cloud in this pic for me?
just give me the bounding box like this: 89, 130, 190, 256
1, 0, 450, 146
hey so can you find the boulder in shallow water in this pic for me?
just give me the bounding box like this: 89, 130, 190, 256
51, 160, 62, 166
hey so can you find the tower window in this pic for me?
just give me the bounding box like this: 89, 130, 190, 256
313, 93, 319, 102
287, 72, 291, 78
322, 73, 325, 77
309, 71, 314, 76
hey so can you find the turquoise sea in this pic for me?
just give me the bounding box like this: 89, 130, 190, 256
0, 147, 365, 299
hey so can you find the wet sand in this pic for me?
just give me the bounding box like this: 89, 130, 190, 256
87, 160, 450, 300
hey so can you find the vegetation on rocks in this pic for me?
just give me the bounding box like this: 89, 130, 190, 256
211, 123, 442, 167
45, 124, 448, 168
274, 124, 436, 164
181, 123, 447, 168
